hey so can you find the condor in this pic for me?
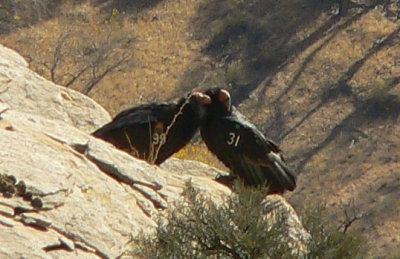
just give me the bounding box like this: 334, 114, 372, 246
201, 87, 296, 194
93, 91, 211, 165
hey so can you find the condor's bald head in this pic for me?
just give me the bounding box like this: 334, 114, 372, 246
190, 91, 212, 105
204, 87, 232, 116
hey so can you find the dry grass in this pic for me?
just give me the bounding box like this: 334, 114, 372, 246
90, 0, 210, 115
174, 142, 226, 170
238, 6, 400, 257
0, 0, 210, 116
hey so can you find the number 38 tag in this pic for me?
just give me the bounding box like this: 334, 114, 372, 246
227, 132, 240, 147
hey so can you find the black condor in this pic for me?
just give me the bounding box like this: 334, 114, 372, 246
93, 91, 211, 165
201, 87, 296, 194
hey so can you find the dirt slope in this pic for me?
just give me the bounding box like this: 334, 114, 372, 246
239, 7, 400, 258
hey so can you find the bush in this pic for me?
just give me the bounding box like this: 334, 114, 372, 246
19, 7, 135, 95
303, 206, 366, 259
131, 183, 366, 258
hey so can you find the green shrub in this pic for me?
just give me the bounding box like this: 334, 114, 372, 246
303, 206, 366, 259
131, 183, 366, 258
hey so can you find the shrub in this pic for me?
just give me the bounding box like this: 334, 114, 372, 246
303, 206, 366, 259
17, 6, 135, 95
131, 183, 366, 258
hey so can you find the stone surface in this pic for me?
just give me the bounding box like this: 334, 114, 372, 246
0, 44, 110, 133
262, 195, 311, 256
0, 109, 229, 258
0, 44, 310, 258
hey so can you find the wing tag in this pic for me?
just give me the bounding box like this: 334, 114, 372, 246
227, 132, 240, 147
152, 132, 166, 145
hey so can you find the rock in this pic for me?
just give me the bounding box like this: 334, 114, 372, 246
30, 197, 43, 209
0, 44, 110, 133
15, 180, 26, 196
0, 44, 310, 258
262, 195, 311, 256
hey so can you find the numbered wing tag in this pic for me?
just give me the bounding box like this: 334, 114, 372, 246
227, 132, 240, 147
153, 132, 166, 145
152, 121, 166, 145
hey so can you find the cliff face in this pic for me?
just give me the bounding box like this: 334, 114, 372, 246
0, 45, 308, 258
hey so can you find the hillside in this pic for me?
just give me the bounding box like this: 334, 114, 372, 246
240, 6, 400, 258
1, 0, 399, 257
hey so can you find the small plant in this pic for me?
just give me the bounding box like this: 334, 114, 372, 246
131, 183, 367, 258
19, 9, 135, 95
303, 205, 367, 259
132, 182, 294, 258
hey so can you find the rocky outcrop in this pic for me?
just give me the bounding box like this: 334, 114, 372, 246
0, 44, 310, 258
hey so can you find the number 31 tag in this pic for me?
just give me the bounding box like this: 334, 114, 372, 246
227, 132, 240, 147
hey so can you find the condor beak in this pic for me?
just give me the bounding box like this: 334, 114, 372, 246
218, 89, 231, 112
192, 92, 212, 104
